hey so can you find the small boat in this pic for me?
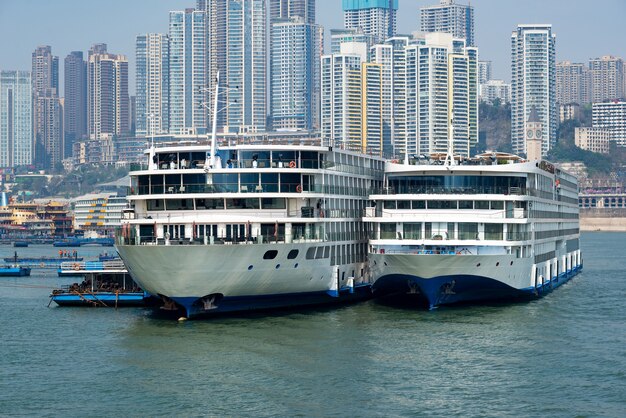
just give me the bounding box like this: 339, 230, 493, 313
0, 266, 31, 277
50, 260, 145, 307
53, 238, 81, 247
13, 241, 29, 248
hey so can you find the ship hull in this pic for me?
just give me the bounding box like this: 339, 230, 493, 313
116, 242, 371, 318
370, 253, 582, 309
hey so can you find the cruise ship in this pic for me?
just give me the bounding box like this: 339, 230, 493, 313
115, 139, 384, 318
366, 152, 583, 308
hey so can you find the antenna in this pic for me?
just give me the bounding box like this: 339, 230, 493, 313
209, 71, 220, 169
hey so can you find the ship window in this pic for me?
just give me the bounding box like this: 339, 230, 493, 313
485, 224, 503, 240
383, 200, 396, 209
306, 247, 317, 259
165, 199, 193, 210
280, 173, 301, 193
403, 223, 422, 240
324, 246, 330, 258
380, 223, 396, 240
261, 198, 286, 209
226, 198, 260, 209
428, 200, 456, 209
276, 264, 281, 269
475, 201, 489, 210
294, 263, 299, 268
147, 199, 164, 211
397, 200, 410, 209
248, 265, 253, 270
287, 249, 299, 259
315, 247, 325, 259
458, 223, 478, 240
196, 198, 224, 210
412, 200, 426, 209
459, 200, 473, 209
490, 201, 504, 210
263, 250, 278, 260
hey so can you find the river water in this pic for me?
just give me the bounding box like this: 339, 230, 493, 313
0, 233, 624, 417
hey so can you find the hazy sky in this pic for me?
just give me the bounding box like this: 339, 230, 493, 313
1, 0, 625, 93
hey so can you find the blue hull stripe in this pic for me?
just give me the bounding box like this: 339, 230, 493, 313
169, 284, 372, 318
373, 266, 582, 309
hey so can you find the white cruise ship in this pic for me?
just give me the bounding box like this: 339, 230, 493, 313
115, 140, 384, 318
366, 152, 583, 308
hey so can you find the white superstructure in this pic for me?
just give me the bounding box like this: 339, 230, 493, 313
116, 139, 384, 317
366, 152, 583, 308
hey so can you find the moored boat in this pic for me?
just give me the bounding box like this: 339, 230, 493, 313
366, 152, 583, 308
0, 265, 31, 277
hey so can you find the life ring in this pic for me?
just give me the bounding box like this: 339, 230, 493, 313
296, 184, 303, 193
39, 262, 45, 268
289, 161, 296, 168
73, 263, 81, 271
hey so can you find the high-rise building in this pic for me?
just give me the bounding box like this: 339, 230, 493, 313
169, 9, 206, 135
136, 33, 169, 137
480, 80, 511, 104
270, 17, 322, 131
556, 61, 590, 105
511, 24, 557, 156
330, 28, 376, 57
589, 55, 625, 103
321, 53, 363, 151
87, 44, 130, 140
362, 62, 383, 155
477, 60, 491, 85
0, 71, 32, 167
64, 51, 87, 159
270, 0, 315, 23
224, 0, 267, 132
342, 0, 398, 44
420, 0, 475, 47
592, 101, 626, 146
409, 33, 478, 157
370, 36, 408, 157
32, 46, 61, 168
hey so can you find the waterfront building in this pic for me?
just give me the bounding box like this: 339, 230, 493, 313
560, 103, 580, 123
410, 33, 478, 157
575, 127, 610, 154
136, 33, 170, 137
87, 44, 129, 140
64, 51, 87, 159
270, 16, 322, 131
480, 80, 511, 104
589, 55, 625, 103
370, 36, 409, 157
32, 46, 61, 169
556, 61, 590, 105
342, 0, 398, 44
73, 192, 127, 236
420, 0, 475, 47
321, 53, 363, 151
592, 101, 626, 147
362, 62, 383, 156
511, 24, 557, 157
0, 71, 32, 167
168, 9, 206, 135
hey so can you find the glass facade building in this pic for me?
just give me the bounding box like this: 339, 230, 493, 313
168, 9, 206, 135
0, 71, 32, 167
136, 33, 170, 137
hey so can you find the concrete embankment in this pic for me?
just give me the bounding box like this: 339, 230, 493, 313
580, 209, 626, 232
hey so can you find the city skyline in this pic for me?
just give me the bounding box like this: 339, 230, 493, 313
1, 0, 625, 93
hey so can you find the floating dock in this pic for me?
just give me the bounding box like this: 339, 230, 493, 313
50, 260, 145, 307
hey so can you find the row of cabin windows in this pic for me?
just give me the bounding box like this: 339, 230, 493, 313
147, 198, 286, 211
382, 200, 505, 210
